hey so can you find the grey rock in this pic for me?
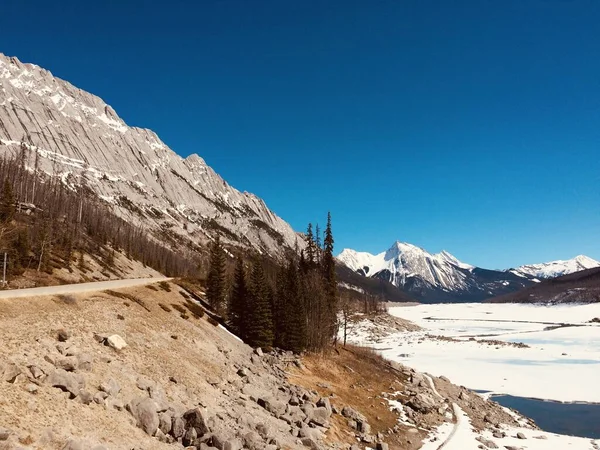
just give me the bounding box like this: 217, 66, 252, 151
258, 397, 286, 417
28, 365, 44, 379
300, 437, 321, 450
128, 397, 159, 436
76, 354, 93, 371
77, 390, 93, 405
159, 411, 172, 435
316, 397, 332, 415
308, 407, 331, 427
255, 348, 264, 357
516, 432, 527, 439
25, 383, 38, 394
475, 437, 498, 449
57, 329, 71, 342
55, 357, 78, 372
376, 443, 389, 450
100, 378, 121, 396
0, 428, 10, 440
407, 392, 440, 413
171, 415, 186, 438
46, 369, 85, 396
106, 334, 127, 350
183, 427, 198, 446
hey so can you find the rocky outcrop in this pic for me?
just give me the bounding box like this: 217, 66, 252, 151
0, 53, 301, 256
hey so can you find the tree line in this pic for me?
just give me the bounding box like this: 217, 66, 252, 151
0, 148, 196, 279
206, 213, 339, 352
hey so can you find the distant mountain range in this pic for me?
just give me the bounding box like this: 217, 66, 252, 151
337, 242, 599, 303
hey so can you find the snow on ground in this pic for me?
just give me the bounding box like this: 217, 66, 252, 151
421, 403, 599, 449
347, 302, 600, 448
361, 303, 600, 403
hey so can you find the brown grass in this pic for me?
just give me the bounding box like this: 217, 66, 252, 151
184, 300, 206, 319
206, 316, 219, 327
289, 345, 423, 450
145, 284, 158, 291
158, 281, 171, 292
158, 303, 172, 312
103, 290, 150, 312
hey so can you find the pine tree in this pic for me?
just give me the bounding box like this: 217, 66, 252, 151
283, 259, 307, 353
206, 236, 227, 314
228, 256, 248, 339
0, 180, 15, 223
246, 260, 274, 348
323, 212, 338, 344
305, 223, 315, 265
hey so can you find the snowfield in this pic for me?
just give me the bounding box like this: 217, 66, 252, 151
346, 302, 600, 449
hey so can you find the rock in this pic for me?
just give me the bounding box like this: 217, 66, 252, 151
171, 414, 186, 438
492, 431, 506, 439
46, 369, 85, 397
476, 436, 498, 449
258, 397, 286, 417
183, 427, 198, 446
300, 437, 321, 450
308, 407, 331, 427
183, 408, 210, 436
29, 365, 44, 379
100, 378, 121, 396
0, 428, 10, 440
56, 357, 78, 372
255, 348, 264, 357
159, 412, 172, 435
77, 390, 93, 405
3, 363, 21, 383
407, 392, 440, 413
358, 419, 371, 434
128, 397, 159, 436
222, 439, 243, 450
316, 397, 332, 415
376, 443, 389, 450
94, 391, 109, 404
57, 329, 71, 342
25, 383, 38, 394
516, 432, 527, 439
534, 435, 548, 440
106, 334, 127, 350
289, 396, 300, 406
77, 354, 93, 372
341, 406, 366, 422
237, 368, 248, 377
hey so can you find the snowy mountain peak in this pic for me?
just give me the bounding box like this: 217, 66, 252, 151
511, 255, 600, 279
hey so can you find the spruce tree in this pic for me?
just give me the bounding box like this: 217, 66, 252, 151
228, 256, 248, 339
206, 236, 226, 314
0, 180, 15, 223
323, 212, 338, 344
246, 260, 274, 348
305, 223, 315, 265
284, 259, 307, 353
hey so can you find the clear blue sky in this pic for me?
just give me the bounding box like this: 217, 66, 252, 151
2, 0, 599, 269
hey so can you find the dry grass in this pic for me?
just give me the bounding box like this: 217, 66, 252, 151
289, 345, 424, 450
145, 284, 158, 291
158, 281, 171, 292
158, 303, 172, 312
184, 300, 206, 319
103, 290, 150, 312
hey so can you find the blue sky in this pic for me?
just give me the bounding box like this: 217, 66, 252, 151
1, 0, 599, 269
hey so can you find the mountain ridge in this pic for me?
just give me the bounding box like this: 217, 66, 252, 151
338, 241, 598, 303
0, 53, 301, 257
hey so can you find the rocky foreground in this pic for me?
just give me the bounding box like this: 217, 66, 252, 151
0, 282, 528, 450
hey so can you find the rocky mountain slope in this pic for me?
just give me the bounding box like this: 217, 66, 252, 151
509, 255, 600, 279
0, 54, 300, 257
338, 242, 535, 303
488, 266, 600, 304
0, 280, 526, 450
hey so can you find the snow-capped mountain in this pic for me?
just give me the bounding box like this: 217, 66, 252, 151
338, 242, 535, 303
0, 54, 301, 256
510, 255, 600, 280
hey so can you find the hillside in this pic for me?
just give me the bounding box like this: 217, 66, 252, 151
487, 267, 600, 304
0, 280, 523, 450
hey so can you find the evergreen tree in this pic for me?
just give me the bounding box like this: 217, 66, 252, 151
228, 256, 248, 339
206, 236, 227, 314
305, 223, 315, 265
283, 259, 307, 353
323, 212, 338, 344
246, 260, 274, 348
0, 180, 15, 223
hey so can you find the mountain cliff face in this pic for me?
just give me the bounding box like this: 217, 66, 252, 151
0, 54, 300, 256
509, 255, 600, 280
338, 242, 536, 303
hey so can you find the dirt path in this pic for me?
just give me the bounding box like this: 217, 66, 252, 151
0, 277, 170, 299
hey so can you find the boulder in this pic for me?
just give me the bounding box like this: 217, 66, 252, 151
159, 411, 172, 435
183, 408, 210, 436
56, 357, 78, 372
28, 365, 44, 379
100, 378, 121, 396
128, 397, 159, 436
308, 407, 331, 427
516, 432, 527, 440
0, 428, 10, 441
407, 393, 440, 413
316, 397, 332, 415
46, 369, 85, 397
171, 415, 186, 438
376, 443, 389, 450
57, 329, 71, 342
77, 390, 93, 405
106, 334, 127, 350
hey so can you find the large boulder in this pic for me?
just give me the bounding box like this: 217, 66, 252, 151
183, 408, 210, 436
407, 393, 441, 413
106, 335, 127, 350
128, 397, 159, 436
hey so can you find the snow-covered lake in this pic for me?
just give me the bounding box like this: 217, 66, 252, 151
382, 303, 600, 403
